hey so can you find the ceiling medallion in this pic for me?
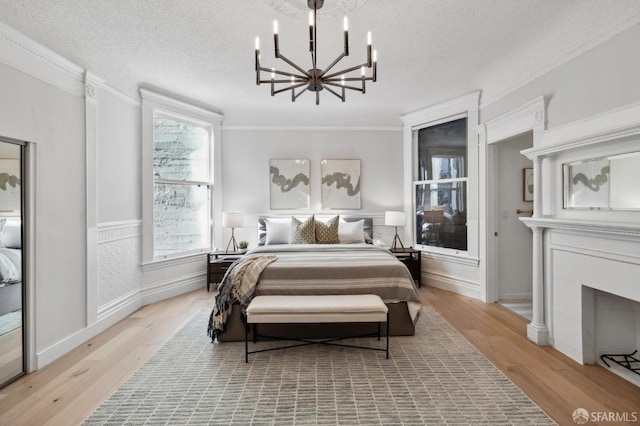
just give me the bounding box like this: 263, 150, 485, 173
255, 0, 377, 105
265, 0, 369, 18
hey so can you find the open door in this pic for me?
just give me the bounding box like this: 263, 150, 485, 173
493, 132, 534, 320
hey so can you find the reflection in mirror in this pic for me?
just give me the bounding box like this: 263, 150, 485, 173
0, 141, 23, 387
564, 151, 640, 210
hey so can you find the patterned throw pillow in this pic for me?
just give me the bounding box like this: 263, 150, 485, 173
290, 215, 316, 244
315, 215, 340, 244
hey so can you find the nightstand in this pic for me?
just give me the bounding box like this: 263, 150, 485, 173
390, 248, 421, 288
207, 251, 243, 292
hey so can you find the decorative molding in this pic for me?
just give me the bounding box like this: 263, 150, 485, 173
140, 88, 223, 123
97, 289, 141, 320
401, 91, 481, 128
423, 270, 480, 299
98, 220, 142, 243
523, 101, 640, 159
141, 251, 206, 273
140, 272, 206, 306
222, 125, 401, 132
520, 216, 640, 238
420, 250, 480, 267
477, 97, 546, 145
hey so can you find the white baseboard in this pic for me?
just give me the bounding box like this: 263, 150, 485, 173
497, 292, 533, 301
424, 271, 480, 299
140, 273, 206, 306
36, 291, 142, 369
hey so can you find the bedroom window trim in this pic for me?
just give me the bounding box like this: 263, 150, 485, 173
401, 91, 480, 260
140, 89, 223, 263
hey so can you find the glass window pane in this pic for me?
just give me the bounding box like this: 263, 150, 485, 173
417, 117, 467, 180
154, 183, 210, 257
153, 114, 210, 182
415, 181, 467, 250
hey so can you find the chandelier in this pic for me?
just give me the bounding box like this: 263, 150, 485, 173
254, 0, 377, 105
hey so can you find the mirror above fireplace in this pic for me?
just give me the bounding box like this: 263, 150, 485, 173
564, 151, 640, 210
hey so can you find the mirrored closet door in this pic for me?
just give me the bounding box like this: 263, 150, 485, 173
0, 139, 24, 387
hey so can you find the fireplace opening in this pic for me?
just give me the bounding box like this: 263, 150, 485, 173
586, 288, 640, 387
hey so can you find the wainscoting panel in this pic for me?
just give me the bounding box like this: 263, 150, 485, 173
97, 220, 142, 316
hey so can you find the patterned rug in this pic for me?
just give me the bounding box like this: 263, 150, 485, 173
83, 307, 554, 425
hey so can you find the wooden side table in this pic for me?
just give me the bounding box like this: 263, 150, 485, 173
207, 251, 243, 292
390, 248, 421, 287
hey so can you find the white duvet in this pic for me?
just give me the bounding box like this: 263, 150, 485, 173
0, 247, 21, 284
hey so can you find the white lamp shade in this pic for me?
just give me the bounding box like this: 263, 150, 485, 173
385, 211, 406, 227
222, 212, 244, 228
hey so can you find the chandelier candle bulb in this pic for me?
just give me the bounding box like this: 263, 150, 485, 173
273, 21, 280, 57
254, 37, 260, 74
343, 16, 349, 55
309, 11, 314, 51
373, 50, 377, 82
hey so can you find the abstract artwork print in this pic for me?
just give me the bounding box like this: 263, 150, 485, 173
269, 159, 310, 209
321, 159, 361, 209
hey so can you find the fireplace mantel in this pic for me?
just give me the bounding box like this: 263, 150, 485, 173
520, 217, 640, 239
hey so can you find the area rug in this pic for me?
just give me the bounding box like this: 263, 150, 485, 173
83, 307, 554, 425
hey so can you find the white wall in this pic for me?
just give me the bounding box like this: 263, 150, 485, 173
482, 22, 640, 130
221, 128, 404, 246
96, 88, 141, 223
0, 60, 88, 353
496, 133, 533, 300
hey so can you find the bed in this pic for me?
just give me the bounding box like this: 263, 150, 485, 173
212, 216, 422, 342
0, 219, 22, 317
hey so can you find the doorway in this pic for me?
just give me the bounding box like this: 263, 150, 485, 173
0, 138, 24, 387
493, 132, 533, 320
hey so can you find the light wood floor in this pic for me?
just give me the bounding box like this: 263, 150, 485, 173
0, 286, 638, 425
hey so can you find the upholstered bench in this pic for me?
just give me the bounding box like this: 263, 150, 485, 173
243, 294, 389, 362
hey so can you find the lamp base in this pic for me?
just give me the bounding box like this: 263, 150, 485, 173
225, 229, 238, 253
390, 227, 405, 251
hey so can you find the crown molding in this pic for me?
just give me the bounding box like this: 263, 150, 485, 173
222, 125, 401, 132
0, 22, 139, 106
480, 13, 640, 110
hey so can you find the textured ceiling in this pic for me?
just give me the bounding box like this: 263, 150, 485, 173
1, 0, 640, 127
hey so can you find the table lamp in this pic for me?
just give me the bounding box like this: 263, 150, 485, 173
385, 211, 406, 250
222, 212, 244, 253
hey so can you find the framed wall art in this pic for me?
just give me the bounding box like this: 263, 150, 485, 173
321, 159, 361, 209
269, 159, 310, 209
523, 168, 533, 202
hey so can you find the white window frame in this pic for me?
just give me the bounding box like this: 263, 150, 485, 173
401, 91, 480, 260
140, 89, 223, 263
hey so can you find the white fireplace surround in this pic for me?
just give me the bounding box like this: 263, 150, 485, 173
518, 100, 640, 385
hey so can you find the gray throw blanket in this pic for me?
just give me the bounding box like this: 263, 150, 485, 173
207, 255, 277, 340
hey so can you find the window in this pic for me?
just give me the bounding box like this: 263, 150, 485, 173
141, 89, 223, 261
153, 113, 211, 257
414, 117, 468, 250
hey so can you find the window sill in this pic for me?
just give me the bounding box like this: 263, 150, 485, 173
141, 250, 208, 273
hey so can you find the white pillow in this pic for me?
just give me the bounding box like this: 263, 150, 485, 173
2, 220, 21, 248
338, 219, 365, 244
265, 218, 291, 245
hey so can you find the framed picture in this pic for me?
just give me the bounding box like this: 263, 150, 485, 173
523, 168, 533, 202
564, 158, 610, 209
269, 159, 310, 209
321, 159, 361, 209
0, 158, 21, 212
